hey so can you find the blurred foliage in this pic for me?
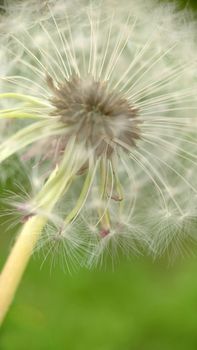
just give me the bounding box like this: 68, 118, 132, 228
1, 251, 197, 349
172, 0, 197, 10
0, 0, 197, 349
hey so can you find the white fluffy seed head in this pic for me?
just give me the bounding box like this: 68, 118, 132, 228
0, 0, 197, 267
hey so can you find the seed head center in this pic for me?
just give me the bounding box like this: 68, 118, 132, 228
47, 75, 140, 157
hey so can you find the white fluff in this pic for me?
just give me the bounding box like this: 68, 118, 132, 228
0, 0, 197, 267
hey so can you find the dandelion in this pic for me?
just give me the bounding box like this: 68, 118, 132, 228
0, 0, 197, 324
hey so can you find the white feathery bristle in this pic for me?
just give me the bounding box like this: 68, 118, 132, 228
0, 0, 197, 267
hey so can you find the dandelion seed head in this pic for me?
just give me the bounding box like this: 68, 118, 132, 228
0, 0, 197, 266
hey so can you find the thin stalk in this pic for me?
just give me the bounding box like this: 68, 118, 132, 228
64, 161, 97, 226
0, 93, 49, 107
0, 138, 80, 326
0, 215, 47, 326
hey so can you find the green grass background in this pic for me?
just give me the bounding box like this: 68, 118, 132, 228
1, 238, 197, 350
0, 0, 197, 349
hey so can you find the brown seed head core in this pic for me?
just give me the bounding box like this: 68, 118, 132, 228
47, 75, 140, 158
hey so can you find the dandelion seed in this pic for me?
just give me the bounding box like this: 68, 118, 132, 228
0, 0, 197, 324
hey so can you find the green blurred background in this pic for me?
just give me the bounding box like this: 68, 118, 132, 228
0, 0, 197, 349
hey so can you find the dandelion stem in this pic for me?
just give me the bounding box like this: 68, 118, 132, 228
0, 138, 81, 326
0, 215, 47, 326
